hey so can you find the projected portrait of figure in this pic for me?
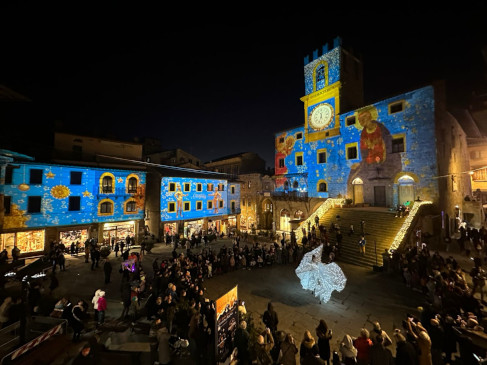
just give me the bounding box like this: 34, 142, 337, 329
209, 187, 222, 214
295, 244, 347, 303
174, 184, 187, 217
358, 109, 386, 164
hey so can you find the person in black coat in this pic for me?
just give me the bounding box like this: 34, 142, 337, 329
263, 301, 279, 336
393, 330, 418, 365
103, 258, 112, 284
114, 242, 120, 257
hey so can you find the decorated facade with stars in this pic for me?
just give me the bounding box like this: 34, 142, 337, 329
1, 162, 146, 255
272, 39, 473, 233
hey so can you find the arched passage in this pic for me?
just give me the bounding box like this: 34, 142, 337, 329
352, 177, 364, 205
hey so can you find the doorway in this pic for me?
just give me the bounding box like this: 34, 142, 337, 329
374, 186, 386, 207
352, 178, 364, 205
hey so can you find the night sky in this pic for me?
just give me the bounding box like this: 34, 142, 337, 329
1, 4, 487, 168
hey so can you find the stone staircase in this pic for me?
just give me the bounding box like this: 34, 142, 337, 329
317, 207, 405, 268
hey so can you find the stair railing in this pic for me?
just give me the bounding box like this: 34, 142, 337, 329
388, 200, 433, 252
294, 198, 345, 243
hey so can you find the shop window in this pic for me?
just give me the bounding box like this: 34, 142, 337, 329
230, 185, 235, 194
100, 201, 113, 214
168, 202, 176, 213
196, 201, 203, 210
296, 153, 303, 166
102, 176, 113, 193
125, 200, 136, 213
128, 177, 138, 193
207, 183, 214, 192
184, 202, 190, 211
389, 101, 404, 114
29, 169, 43, 184
69, 196, 81, 211
169, 183, 176, 192
70, 171, 82, 185
184, 183, 191, 192
392, 135, 405, 153
346, 144, 358, 160
318, 181, 327, 192
219, 200, 224, 208
293, 181, 299, 189
317, 150, 327, 164
28, 196, 41, 213
4, 196, 11, 215
346, 116, 356, 126
278, 158, 285, 168
196, 183, 202, 192
207, 201, 213, 209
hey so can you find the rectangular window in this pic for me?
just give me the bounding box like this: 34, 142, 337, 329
218, 183, 225, 191
279, 137, 284, 143
231, 201, 236, 211
296, 153, 303, 166
219, 200, 224, 208
70, 171, 82, 185
29, 169, 43, 184
242, 199, 246, 206
4, 196, 11, 215
230, 185, 235, 194
69, 196, 81, 211
183, 183, 190, 192
28, 196, 41, 213
183, 202, 190, 211
317, 150, 327, 164
392, 136, 405, 153
169, 183, 176, 192
389, 101, 404, 114
5, 166, 14, 184
168, 202, 176, 213
278, 158, 285, 168
473, 168, 487, 181
296, 132, 303, 140
345, 116, 356, 126
196, 183, 202, 192
196, 201, 203, 210
346, 145, 358, 160
207, 201, 213, 209
207, 183, 214, 192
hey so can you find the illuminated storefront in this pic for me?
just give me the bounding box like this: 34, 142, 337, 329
0, 230, 45, 256
102, 221, 136, 243
183, 219, 204, 238
163, 223, 177, 236
58, 228, 88, 247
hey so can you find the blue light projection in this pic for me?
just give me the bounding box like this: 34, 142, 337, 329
160, 177, 240, 222
2, 163, 146, 229
275, 85, 439, 207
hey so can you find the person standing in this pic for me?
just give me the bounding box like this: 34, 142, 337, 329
369, 335, 394, 365
358, 236, 366, 256
316, 320, 332, 365
263, 301, 279, 337
300, 330, 319, 364
254, 328, 274, 365
234, 320, 251, 365
104, 257, 112, 284
97, 291, 107, 328
353, 328, 372, 365
339, 334, 358, 365
278, 332, 298, 365
71, 300, 85, 342
114, 242, 120, 257
360, 220, 366, 235
393, 330, 418, 365
57, 251, 66, 271
91, 289, 102, 324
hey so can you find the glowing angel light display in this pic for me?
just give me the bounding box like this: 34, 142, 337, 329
295, 244, 347, 303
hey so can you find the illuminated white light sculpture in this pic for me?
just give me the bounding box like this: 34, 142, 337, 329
295, 244, 347, 303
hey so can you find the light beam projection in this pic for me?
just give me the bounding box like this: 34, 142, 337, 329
295, 244, 347, 303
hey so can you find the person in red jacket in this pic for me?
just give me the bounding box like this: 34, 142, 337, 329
353, 328, 373, 365
97, 291, 107, 328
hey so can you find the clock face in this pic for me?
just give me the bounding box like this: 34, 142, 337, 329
309, 103, 334, 131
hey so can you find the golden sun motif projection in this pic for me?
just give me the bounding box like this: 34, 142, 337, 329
51, 185, 71, 199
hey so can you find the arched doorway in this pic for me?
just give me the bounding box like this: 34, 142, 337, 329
280, 209, 291, 233
261, 199, 273, 230
398, 175, 415, 205
352, 178, 364, 205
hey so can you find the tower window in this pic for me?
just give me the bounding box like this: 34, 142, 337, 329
278, 158, 285, 168
318, 151, 327, 164
318, 182, 327, 192
70, 171, 82, 185
345, 116, 356, 126
69, 196, 81, 211
28, 196, 41, 213
389, 101, 404, 114
29, 169, 43, 184
316, 64, 325, 84
347, 146, 358, 160
296, 132, 303, 140
296, 154, 303, 166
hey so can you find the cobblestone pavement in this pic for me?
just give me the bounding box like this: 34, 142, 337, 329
9, 237, 478, 364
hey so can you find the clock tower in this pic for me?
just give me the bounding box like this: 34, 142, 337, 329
301, 37, 364, 142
